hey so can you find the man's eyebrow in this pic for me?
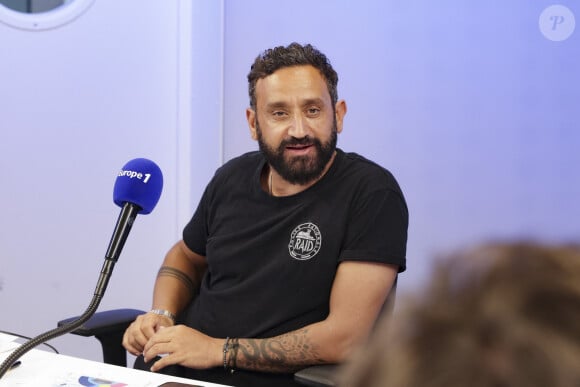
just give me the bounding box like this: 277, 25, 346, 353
265, 98, 325, 110
265, 101, 288, 110
301, 97, 325, 106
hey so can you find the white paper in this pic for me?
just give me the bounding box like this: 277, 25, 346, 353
0, 333, 19, 354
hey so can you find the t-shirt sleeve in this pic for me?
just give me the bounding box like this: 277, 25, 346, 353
182, 185, 211, 257
339, 189, 408, 272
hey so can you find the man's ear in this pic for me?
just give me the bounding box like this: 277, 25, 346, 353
247, 108, 258, 140
335, 100, 347, 134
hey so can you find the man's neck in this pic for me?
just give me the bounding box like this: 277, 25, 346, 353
266, 151, 337, 197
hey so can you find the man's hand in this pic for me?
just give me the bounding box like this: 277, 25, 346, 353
142, 325, 222, 372
122, 312, 175, 355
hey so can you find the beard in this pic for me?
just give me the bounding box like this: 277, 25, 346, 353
256, 119, 338, 185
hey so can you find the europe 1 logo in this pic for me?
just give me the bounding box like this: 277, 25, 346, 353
117, 169, 152, 183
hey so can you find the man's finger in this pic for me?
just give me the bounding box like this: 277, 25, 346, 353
150, 354, 174, 372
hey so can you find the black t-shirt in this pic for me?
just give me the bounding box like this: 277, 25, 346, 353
181, 148, 408, 339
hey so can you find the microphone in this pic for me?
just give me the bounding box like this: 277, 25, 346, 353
97, 157, 163, 294
114, 157, 163, 215
0, 158, 163, 379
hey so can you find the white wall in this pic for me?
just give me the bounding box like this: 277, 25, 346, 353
0, 0, 222, 361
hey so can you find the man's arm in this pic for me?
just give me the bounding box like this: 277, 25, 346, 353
232, 261, 397, 372
151, 240, 207, 314
122, 240, 207, 355
144, 260, 397, 373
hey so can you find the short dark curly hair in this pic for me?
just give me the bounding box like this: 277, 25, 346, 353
340, 242, 580, 387
247, 42, 339, 110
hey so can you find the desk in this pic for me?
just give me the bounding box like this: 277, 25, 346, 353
0, 333, 229, 387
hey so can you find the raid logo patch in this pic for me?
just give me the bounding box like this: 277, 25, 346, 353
288, 222, 322, 260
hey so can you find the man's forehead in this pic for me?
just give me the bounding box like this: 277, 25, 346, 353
260, 64, 322, 80
255, 65, 330, 103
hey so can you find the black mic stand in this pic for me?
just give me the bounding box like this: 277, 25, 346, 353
0, 202, 140, 378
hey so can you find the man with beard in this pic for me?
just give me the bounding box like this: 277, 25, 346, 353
122, 43, 408, 386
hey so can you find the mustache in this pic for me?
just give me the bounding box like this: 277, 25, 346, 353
281, 136, 318, 147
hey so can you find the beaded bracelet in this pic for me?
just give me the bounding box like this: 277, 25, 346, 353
230, 338, 239, 371
223, 337, 239, 373
223, 337, 231, 370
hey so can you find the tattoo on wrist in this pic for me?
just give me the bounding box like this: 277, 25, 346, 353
157, 266, 198, 297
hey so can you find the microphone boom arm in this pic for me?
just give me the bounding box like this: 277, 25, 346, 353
0, 202, 140, 378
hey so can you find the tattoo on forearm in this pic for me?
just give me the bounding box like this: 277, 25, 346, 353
237, 329, 323, 373
157, 266, 198, 297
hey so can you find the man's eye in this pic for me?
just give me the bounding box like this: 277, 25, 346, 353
272, 111, 287, 117
307, 108, 320, 115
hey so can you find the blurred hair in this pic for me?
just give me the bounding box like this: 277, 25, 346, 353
339, 242, 580, 387
247, 42, 339, 110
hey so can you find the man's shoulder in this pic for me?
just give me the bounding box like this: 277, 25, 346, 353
340, 150, 385, 170
336, 149, 402, 192
215, 151, 263, 176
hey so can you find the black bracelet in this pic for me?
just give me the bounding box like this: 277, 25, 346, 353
230, 338, 239, 373
223, 337, 239, 373
223, 337, 231, 371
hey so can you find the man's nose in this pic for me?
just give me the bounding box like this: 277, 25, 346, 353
288, 114, 308, 138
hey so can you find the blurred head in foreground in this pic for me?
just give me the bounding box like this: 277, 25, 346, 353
340, 242, 580, 387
